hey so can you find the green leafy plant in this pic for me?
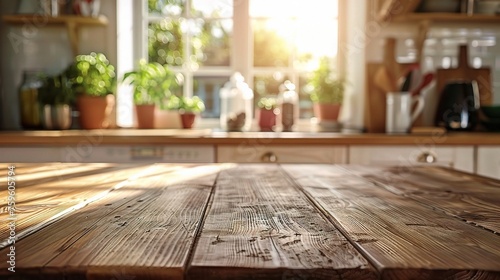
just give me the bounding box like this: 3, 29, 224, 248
123, 60, 176, 105
39, 73, 75, 105
66, 52, 116, 97
308, 57, 345, 104
257, 96, 277, 110
178, 96, 205, 113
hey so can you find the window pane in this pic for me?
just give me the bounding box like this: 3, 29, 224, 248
148, 0, 185, 17
253, 73, 289, 107
191, 0, 233, 18
253, 19, 292, 67
298, 73, 313, 118
191, 19, 232, 67
294, 19, 338, 71
148, 19, 184, 66
193, 76, 228, 118
250, 0, 338, 18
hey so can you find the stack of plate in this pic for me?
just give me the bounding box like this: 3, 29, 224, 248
480, 105, 500, 132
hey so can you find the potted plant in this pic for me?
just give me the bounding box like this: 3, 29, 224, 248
257, 96, 277, 131
123, 60, 176, 128
177, 96, 205, 129
308, 57, 345, 122
39, 73, 75, 130
66, 52, 116, 129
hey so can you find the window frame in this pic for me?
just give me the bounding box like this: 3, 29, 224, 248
133, 0, 345, 123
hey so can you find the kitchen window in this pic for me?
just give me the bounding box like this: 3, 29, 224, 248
130, 0, 341, 125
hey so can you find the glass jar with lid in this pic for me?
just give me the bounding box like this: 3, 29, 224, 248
219, 72, 254, 131
277, 80, 298, 132
18, 70, 45, 129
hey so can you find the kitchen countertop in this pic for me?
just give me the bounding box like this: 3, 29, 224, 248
0, 129, 500, 145
0, 163, 499, 279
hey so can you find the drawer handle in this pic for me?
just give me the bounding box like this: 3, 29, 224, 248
261, 152, 278, 163
417, 152, 437, 163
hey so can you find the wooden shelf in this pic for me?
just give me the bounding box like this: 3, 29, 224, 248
378, 0, 500, 23
391, 13, 500, 23
2, 15, 108, 56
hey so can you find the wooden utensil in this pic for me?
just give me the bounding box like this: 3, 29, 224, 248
411, 72, 435, 97
374, 66, 398, 93
436, 45, 492, 106
365, 38, 415, 133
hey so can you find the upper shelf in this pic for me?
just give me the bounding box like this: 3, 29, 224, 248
391, 13, 500, 23
2, 14, 108, 26
378, 0, 500, 23
2, 15, 108, 56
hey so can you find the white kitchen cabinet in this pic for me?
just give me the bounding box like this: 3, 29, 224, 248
0, 145, 215, 163
0, 147, 62, 162
61, 145, 215, 163
217, 145, 347, 163
477, 146, 500, 180
349, 145, 474, 173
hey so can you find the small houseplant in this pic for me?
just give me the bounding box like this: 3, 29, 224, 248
308, 57, 345, 122
177, 96, 205, 129
257, 96, 277, 131
66, 52, 116, 129
123, 60, 176, 128
39, 73, 74, 130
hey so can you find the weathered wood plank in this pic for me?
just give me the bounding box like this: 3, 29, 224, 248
0, 164, 225, 280
282, 164, 500, 280
345, 165, 500, 234
0, 163, 155, 247
189, 165, 377, 280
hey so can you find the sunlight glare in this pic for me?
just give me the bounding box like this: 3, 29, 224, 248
251, 0, 338, 70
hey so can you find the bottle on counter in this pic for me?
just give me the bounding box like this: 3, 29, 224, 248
277, 80, 298, 132
18, 70, 45, 129
219, 72, 254, 132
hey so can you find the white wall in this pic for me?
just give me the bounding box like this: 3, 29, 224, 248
0, 0, 118, 130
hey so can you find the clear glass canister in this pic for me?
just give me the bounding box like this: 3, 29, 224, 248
278, 80, 299, 132
220, 72, 254, 131
19, 70, 44, 129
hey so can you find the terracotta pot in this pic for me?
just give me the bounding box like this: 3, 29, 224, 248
154, 109, 182, 129
313, 103, 341, 122
180, 112, 196, 129
258, 108, 277, 131
135, 104, 156, 129
77, 95, 108, 129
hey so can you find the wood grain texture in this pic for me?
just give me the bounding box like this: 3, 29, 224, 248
282, 164, 500, 279
0, 163, 154, 248
346, 165, 500, 234
189, 165, 376, 280
0, 164, 225, 280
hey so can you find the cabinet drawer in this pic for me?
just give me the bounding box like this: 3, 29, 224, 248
477, 146, 500, 180
217, 145, 347, 163
0, 147, 62, 162
349, 145, 474, 173
61, 145, 215, 163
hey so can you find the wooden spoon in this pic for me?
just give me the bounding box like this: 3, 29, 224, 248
374, 66, 398, 93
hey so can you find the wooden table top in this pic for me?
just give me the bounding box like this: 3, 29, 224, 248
1, 163, 499, 279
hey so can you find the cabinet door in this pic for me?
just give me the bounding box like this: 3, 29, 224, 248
349, 146, 474, 173
217, 145, 347, 164
477, 146, 500, 180
0, 147, 62, 162
61, 145, 215, 163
